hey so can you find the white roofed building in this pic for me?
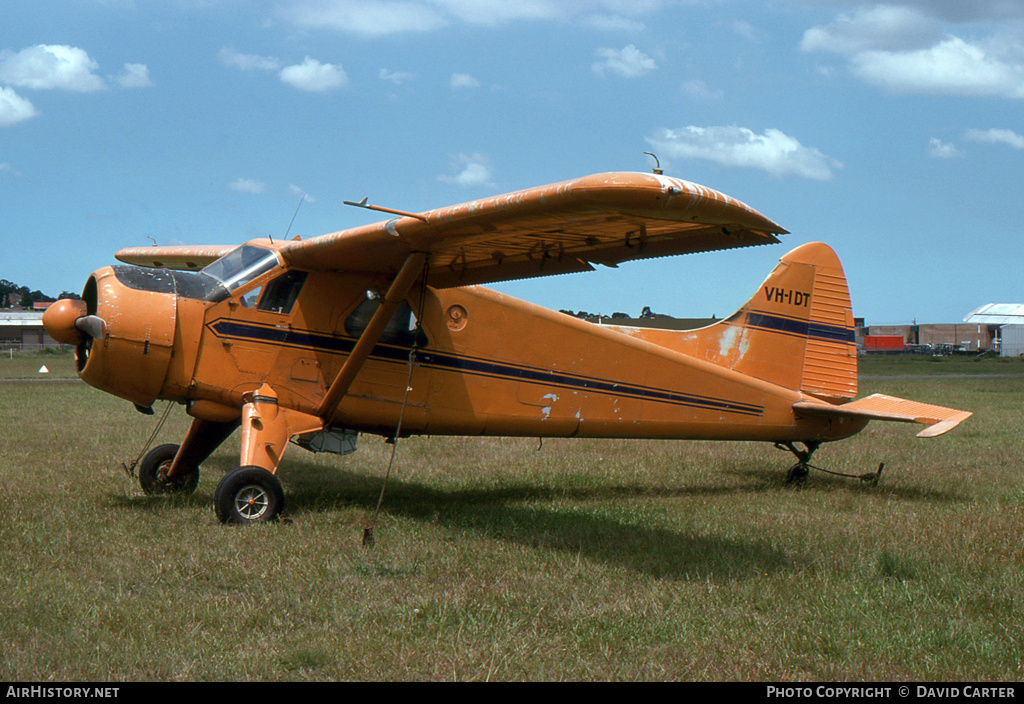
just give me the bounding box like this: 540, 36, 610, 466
964, 304, 1024, 357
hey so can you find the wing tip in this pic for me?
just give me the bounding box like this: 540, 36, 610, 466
915, 411, 973, 438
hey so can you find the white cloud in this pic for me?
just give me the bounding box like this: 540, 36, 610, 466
582, 14, 645, 32
802, 7, 1024, 99
280, 0, 448, 37
114, 63, 153, 88
289, 184, 317, 203
928, 137, 963, 159
228, 178, 268, 194
433, 0, 562, 25
965, 127, 1024, 149
592, 44, 656, 78
279, 57, 349, 92
0, 86, 38, 127
646, 125, 842, 180
800, 6, 941, 55
379, 68, 414, 85
0, 45, 106, 92
449, 72, 481, 89
440, 153, 493, 187
218, 48, 281, 72
277, 0, 669, 37
850, 37, 1024, 98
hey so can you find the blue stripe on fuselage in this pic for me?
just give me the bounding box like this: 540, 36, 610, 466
206, 318, 765, 418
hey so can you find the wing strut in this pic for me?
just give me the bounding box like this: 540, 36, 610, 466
317, 252, 429, 421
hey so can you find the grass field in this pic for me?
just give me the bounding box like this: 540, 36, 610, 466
0, 348, 79, 379
1, 350, 1022, 681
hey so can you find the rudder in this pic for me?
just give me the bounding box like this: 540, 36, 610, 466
632, 242, 858, 400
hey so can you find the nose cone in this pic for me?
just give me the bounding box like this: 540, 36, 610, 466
42, 299, 88, 345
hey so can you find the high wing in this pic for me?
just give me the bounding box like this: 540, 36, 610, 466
283, 172, 787, 288
116, 172, 787, 287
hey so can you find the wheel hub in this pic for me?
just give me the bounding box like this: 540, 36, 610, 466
235, 485, 269, 520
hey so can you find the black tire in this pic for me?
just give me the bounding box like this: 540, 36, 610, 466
786, 462, 810, 485
138, 443, 199, 495
214, 466, 284, 525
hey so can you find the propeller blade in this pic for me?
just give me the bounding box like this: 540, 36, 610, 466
74, 315, 107, 340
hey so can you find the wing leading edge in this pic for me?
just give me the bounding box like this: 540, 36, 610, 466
281, 171, 787, 287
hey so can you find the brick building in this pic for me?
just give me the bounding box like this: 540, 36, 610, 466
0, 306, 60, 350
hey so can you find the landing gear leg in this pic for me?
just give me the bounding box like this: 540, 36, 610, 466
212, 384, 321, 525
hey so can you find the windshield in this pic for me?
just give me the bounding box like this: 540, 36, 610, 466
201, 245, 280, 294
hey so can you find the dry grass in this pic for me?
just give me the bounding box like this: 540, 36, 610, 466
0, 352, 1022, 681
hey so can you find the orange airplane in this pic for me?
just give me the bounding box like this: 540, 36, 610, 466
43, 171, 970, 524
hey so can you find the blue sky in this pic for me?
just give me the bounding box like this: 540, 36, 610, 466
2, 0, 1023, 325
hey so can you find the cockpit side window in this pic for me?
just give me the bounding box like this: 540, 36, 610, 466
201, 245, 280, 301
257, 270, 308, 315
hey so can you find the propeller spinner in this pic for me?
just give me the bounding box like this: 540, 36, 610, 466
42, 299, 107, 344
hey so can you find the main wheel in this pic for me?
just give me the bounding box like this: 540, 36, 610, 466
138, 443, 199, 495
214, 466, 284, 525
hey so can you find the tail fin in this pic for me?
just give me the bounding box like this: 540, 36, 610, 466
634, 242, 858, 400
728, 241, 857, 400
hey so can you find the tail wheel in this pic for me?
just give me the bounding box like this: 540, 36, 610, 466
786, 462, 810, 485
214, 466, 284, 525
139, 443, 199, 495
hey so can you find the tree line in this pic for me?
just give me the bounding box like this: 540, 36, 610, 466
0, 279, 80, 310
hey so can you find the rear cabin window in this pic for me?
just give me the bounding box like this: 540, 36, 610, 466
344, 297, 426, 348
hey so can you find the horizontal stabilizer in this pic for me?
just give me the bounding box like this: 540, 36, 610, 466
794, 393, 971, 438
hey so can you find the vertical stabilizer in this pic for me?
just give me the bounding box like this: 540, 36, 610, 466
724, 241, 857, 399
623, 242, 858, 400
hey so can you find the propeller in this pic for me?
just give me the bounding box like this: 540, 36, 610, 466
42, 299, 107, 344
74, 315, 107, 340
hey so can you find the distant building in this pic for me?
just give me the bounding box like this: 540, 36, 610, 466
859, 323, 993, 353
964, 304, 1024, 357
0, 310, 61, 349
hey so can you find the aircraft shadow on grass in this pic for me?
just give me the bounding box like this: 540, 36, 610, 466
111, 447, 966, 583
106, 454, 876, 583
